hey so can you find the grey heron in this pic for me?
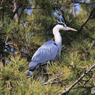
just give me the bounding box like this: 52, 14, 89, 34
28, 23, 77, 77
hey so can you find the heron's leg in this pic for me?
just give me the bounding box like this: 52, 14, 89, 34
41, 66, 44, 80
47, 61, 49, 72
46, 61, 50, 78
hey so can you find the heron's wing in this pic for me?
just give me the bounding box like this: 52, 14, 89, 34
32, 40, 58, 63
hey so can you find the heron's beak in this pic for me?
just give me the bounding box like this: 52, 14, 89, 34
67, 26, 77, 31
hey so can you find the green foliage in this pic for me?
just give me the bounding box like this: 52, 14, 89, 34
0, 56, 28, 93
1, 0, 95, 95
0, 56, 64, 95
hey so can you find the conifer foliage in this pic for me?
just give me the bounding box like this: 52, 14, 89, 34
0, 0, 95, 95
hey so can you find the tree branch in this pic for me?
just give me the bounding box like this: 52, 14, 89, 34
59, 64, 95, 95
73, 86, 95, 89
12, 5, 22, 19
77, 7, 95, 34
91, 69, 95, 71
19, 6, 25, 19
5, 35, 9, 45
53, 0, 68, 25
44, 74, 63, 85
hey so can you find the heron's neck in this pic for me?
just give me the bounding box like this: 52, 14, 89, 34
53, 27, 62, 57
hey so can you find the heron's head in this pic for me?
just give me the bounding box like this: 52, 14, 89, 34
54, 23, 77, 31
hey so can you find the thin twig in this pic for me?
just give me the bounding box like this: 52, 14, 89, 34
44, 74, 63, 85
73, 86, 95, 89
91, 69, 95, 72
69, 17, 77, 25
5, 35, 9, 45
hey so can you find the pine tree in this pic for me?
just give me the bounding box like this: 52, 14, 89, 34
0, 0, 95, 95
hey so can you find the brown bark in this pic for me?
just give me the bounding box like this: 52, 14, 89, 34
13, 0, 18, 23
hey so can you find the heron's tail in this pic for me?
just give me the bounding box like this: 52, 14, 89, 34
28, 61, 39, 71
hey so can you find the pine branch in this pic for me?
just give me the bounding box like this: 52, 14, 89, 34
59, 64, 95, 95
77, 7, 95, 34
53, 0, 68, 25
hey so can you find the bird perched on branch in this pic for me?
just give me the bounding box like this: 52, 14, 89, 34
28, 23, 77, 78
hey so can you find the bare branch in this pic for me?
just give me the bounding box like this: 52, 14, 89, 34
5, 41, 13, 46
5, 35, 9, 45
73, 86, 95, 89
12, 5, 22, 19
77, 7, 95, 34
59, 64, 95, 95
91, 69, 95, 72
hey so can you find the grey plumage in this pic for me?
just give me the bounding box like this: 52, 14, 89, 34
28, 40, 58, 71
28, 23, 77, 75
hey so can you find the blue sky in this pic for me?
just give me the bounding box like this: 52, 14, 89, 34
27, 6, 32, 15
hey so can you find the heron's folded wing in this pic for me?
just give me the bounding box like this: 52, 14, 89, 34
32, 40, 58, 63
